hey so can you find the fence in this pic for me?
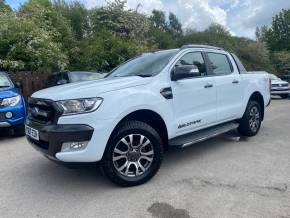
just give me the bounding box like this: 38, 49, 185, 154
8, 72, 48, 100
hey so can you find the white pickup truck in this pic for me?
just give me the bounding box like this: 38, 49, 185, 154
25, 45, 271, 186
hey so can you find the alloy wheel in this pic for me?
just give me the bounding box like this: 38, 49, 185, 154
249, 106, 260, 133
112, 134, 154, 178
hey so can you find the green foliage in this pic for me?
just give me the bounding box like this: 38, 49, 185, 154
90, 0, 150, 40
168, 12, 182, 40
0, 8, 68, 72
0, 0, 11, 12
148, 10, 181, 49
53, 0, 89, 40
70, 31, 149, 72
264, 9, 290, 52
150, 10, 167, 31
255, 26, 268, 43
256, 9, 290, 74
0, 0, 276, 74
181, 24, 235, 51
181, 24, 273, 72
233, 38, 273, 72
271, 51, 290, 74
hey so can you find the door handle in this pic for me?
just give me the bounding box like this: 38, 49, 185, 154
204, 83, 213, 88
232, 79, 240, 84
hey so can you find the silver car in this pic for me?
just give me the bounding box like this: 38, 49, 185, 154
270, 74, 290, 99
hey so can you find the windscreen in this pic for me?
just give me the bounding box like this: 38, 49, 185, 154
0, 74, 12, 88
70, 72, 104, 82
269, 74, 279, 80
107, 50, 178, 78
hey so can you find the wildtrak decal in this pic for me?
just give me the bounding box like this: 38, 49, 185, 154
178, 120, 201, 129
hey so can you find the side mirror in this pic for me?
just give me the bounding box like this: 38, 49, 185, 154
14, 82, 21, 88
56, 79, 68, 85
171, 65, 200, 81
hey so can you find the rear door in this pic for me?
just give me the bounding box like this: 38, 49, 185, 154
171, 51, 217, 135
206, 52, 244, 122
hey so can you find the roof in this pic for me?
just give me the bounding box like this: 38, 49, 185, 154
180, 44, 224, 51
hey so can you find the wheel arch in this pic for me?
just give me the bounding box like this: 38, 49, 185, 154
247, 91, 265, 121
107, 109, 169, 150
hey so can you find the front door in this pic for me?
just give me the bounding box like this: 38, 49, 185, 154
171, 51, 217, 135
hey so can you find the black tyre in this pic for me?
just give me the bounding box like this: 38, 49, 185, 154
12, 124, 25, 137
280, 94, 289, 99
101, 120, 164, 187
238, 101, 262, 137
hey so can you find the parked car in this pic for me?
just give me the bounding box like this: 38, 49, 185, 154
45, 71, 106, 88
281, 74, 290, 83
0, 72, 26, 136
25, 45, 271, 186
269, 74, 290, 99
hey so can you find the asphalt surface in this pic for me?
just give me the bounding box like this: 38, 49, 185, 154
0, 99, 290, 218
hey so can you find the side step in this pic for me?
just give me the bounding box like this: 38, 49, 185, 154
169, 122, 239, 148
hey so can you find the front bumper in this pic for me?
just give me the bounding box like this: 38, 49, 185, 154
271, 89, 290, 95
0, 103, 26, 127
26, 120, 94, 160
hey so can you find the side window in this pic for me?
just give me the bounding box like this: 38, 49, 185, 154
63, 72, 70, 83
207, 53, 233, 75
176, 52, 206, 76
231, 53, 247, 73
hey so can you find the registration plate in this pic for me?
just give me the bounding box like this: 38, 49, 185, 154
25, 125, 39, 141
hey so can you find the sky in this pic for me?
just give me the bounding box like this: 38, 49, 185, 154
6, 0, 290, 39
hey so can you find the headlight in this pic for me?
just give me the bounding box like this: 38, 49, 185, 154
57, 97, 103, 115
1, 95, 21, 107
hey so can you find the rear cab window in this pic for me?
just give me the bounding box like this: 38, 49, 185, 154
231, 53, 247, 73
207, 53, 233, 76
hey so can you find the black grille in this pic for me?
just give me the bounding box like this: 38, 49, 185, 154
272, 84, 289, 87
28, 98, 62, 124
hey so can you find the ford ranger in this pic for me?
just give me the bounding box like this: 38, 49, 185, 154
25, 45, 271, 186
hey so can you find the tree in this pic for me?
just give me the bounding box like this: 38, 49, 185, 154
265, 9, 290, 51
0, 0, 70, 72
271, 51, 290, 74
0, 11, 68, 72
72, 31, 148, 72
52, 0, 89, 40
168, 12, 182, 39
255, 26, 268, 43
180, 24, 235, 51
0, 0, 11, 12
233, 38, 273, 72
149, 10, 167, 31
90, 0, 149, 41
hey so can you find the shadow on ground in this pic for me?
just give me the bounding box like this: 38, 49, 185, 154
17, 130, 245, 193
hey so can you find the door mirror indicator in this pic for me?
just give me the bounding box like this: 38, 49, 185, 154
14, 82, 21, 88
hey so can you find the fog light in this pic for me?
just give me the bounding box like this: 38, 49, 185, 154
61, 141, 88, 152
5, 112, 13, 119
